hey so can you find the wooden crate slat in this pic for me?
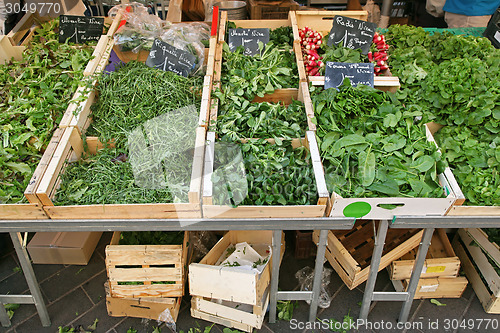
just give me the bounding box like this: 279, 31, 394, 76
106, 246, 183, 266
453, 236, 500, 314
391, 276, 468, 299
110, 284, 184, 298
191, 308, 254, 333
108, 268, 182, 282
466, 228, 500, 268
447, 206, 500, 216
458, 229, 500, 297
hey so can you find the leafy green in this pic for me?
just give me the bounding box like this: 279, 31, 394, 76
312, 83, 446, 199
212, 139, 318, 206
214, 96, 307, 140
220, 41, 298, 101
0, 19, 94, 203
277, 300, 297, 321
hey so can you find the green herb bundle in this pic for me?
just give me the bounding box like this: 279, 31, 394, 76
312, 83, 446, 199
55, 62, 202, 205
212, 139, 318, 206
214, 96, 306, 141
220, 42, 299, 101
0, 19, 94, 204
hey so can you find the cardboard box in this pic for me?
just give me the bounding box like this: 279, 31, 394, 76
27, 232, 102, 265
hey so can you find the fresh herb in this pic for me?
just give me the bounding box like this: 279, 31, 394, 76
220, 42, 298, 101
214, 96, 306, 140
212, 139, 318, 206
4, 303, 20, 320
312, 83, 446, 199
328, 311, 355, 332
252, 257, 269, 268
127, 328, 138, 333
0, 19, 94, 203
430, 299, 446, 306
222, 261, 241, 267
269, 26, 294, 46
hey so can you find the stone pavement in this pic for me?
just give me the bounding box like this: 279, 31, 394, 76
1, 232, 498, 333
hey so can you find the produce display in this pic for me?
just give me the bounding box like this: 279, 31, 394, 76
56, 61, 202, 205
298, 27, 391, 76
208, 24, 317, 207
386, 25, 500, 206
311, 83, 446, 199
0, 19, 94, 204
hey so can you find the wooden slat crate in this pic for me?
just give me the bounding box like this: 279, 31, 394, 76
105, 282, 182, 321
453, 229, 500, 314
191, 289, 269, 332
35, 125, 205, 219
389, 229, 460, 280
327, 123, 463, 220
313, 221, 424, 290
189, 231, 284, 306
106, 231, 189, 298
202, 132, 329, 218
391, 276, 468, 299
308, 75, 401, 93
247, 0, 300, 20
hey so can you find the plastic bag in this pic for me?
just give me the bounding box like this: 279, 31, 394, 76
295, 266, 333, 309
191, 231, 220, 262
109, 2, 166, 53
160, 22, 210, 76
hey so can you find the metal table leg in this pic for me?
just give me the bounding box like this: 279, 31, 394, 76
9, 233, 50, 327
308, 229, 328, 322
398, 227, 435, 323
269, 230, 282, 324
359, 220, 389, 320
0, 300, 11, 327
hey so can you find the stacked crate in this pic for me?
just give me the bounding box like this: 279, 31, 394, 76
453, 229, 500, 314
189, 231, 284, 332
105, 232, 190, 321
389, 229, 467, 299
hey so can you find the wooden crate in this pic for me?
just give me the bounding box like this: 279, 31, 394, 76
453, 229, 500, 314
202, 132, 329, 218
391, 276, 468, 299
191, 289, 269, 331
389, 229, 460, 280
35, 125, 205, 219
189, 231, 284, 305
247, 0, 300, 20
327, 123, 463, 220
106, 231, 189, 298
313, 221, 424, 290
105, 282, 182, 321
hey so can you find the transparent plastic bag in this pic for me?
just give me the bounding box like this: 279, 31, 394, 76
160, 22, 210, 76
191, 231, 220, 262
295, 266, 333, 309
109, 2, 166, 53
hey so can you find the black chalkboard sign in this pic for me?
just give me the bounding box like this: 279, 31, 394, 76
145, 39, 197, 77
59, 15, 104, 44
227, 28, 270, 56
327, 15, 376, 55
324, 62, 374, 89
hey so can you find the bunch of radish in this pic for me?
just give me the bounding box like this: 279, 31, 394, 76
368, 32, 389, 75
299, 27, 324, 76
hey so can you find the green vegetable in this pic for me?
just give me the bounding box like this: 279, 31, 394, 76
56, 62, 202, 206
212, 139, 318, 206
277, 300, 297, 321
312, 83, 446, 199
430, 299, 446, 306
220, 41, 298, 101
214, 96, 306, 141
0, 19, 94, 203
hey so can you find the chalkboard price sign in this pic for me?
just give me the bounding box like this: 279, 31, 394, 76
227, 28, 270, 56
59, 15, 104, 44
146, 39, 197, 77
324, 62, 374, 89
327, 15, 376, 54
